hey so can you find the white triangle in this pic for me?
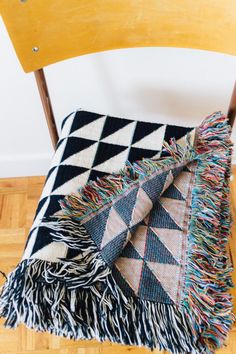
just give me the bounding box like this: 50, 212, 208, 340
160, 197, 186, 229
101, 208, 128, 249
41, 166, 59, 199
51, 169, 91, 195
115, 257, 143, 295
22, 228, 38, 260
30, 196, 50, 230
132, 125, 166, 150
148, 262, 180, 302
150, 227, 182, 261
30, 241, 68, 262
61, 142, 99, 168
60, 112, 76, 138
50, 138, 68, 167
69, 115, 106, 140
101, 121, 137, 146
93, 148, 129, 173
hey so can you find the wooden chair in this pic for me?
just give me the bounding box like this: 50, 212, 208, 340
0, 0, 235, 150
0, 2, 236, 353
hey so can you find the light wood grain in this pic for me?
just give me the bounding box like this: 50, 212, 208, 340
0, 171, 235, 353
0, 0, 236, 72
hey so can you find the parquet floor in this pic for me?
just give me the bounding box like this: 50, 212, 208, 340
0, 169, 236, 354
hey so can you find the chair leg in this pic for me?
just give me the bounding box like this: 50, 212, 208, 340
227, 80, 236, 129
34, 69, 59, 150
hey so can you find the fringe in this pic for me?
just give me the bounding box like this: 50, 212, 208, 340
0, 217, 204, 354
0, 111, 234, 354
181, 112, 235, 352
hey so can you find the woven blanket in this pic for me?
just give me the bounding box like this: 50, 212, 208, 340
0, 111, 234, 354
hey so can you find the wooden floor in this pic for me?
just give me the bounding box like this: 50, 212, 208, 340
0, 169, 236, 354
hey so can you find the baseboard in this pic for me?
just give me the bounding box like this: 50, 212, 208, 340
0, 153, 53, 178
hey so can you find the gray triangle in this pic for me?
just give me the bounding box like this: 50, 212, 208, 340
83, 207, 111, 248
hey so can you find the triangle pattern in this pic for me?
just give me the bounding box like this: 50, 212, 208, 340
101, 207, 128, 249
147, 261, 180, 302
113, 187, 139, 226
150, 227, 182, 261
88, 169, 109, 181
141, 171, 169, 203
148, 201, 182, 230
138, 263, 173, 304
92, 142, 128, 168
130, 225, 148, 258
83, 206, 111, 249
130, 188, 153, 226
61, 137, 96, 162
132, 121, 164, 144
128, 147, 160, 162
164, 125, 193, 144
115, 257, 143, 295
120, 241, 142, 259
112, 265, 136, 297
173, 171, 192, 199
100, 116, 134, 140
162, 184, 185, 200
69, 115, 106, 140
160, 197, 186, 230
132, 124, 166, 151
52, 165, 89, 192
70, 110, 104, 134
144, 228, 179, 265
51, 169, 91, 195
101, 120, 136, 146
93, 147, 129, 173
102, 230, 129, 266
61, 141, 99, 168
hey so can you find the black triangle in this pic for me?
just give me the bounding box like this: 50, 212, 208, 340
52, 165, 88, 191
83, 207, 111, 249
121, 241, 142, 259
112, 265, 136, 297
113, 187, 139, 226
45, 166, 58, 183
148, 201, 182, 230
100, 116, 134, 140
164, 126, 194, 144
61, 111, 74, 130
101, 230, 128, 267
144, 228, 178, 265
43, 195, 65, 217
141, 171, 169, 203
132, 121, 164, 144
162, 185, 185, 200
128, 147, 159, 162
34, 197, 48, 221
138, 262, 173, 303
70, 110, 104, 134
88, 169, 109, 181
92, 142, 127, 167
31, 226, 54, 256
61, 137, 96, 162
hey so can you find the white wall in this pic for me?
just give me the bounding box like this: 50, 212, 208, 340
0, 16, 236, 178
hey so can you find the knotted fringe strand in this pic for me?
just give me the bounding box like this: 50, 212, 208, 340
0, 217, 203, 354
181, 111, 235, 352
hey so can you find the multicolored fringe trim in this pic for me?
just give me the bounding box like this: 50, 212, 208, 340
0, 112, 234, 354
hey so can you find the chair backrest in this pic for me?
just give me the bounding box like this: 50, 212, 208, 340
1, 0, 235, 148
1, 0, 236, 72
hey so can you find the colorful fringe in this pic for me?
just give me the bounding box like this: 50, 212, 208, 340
0, 112, 234, 354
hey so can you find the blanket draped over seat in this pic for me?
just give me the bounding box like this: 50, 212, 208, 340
0, 112, 235, 354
